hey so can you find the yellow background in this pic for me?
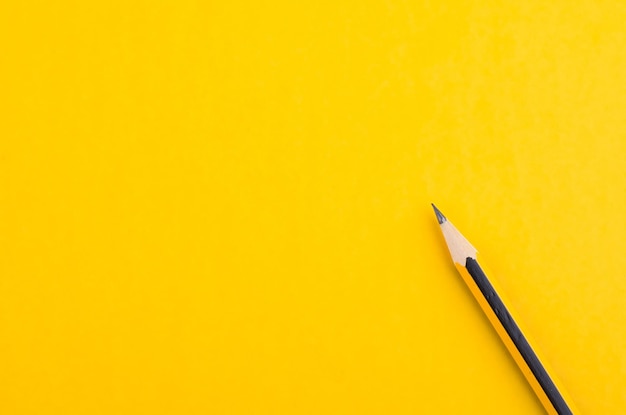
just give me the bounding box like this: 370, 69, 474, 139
1, 1, 625, 414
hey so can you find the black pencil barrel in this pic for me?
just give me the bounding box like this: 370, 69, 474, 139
464, 257, 572, 415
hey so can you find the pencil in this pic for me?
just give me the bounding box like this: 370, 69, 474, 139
431, 204, 574, 415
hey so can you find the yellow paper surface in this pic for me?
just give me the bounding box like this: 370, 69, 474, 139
1, 1, 624, 414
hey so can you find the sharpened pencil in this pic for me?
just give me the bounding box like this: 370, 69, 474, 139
432, 204, 574, 415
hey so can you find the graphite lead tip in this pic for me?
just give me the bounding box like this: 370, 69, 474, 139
431, 203, 447, 224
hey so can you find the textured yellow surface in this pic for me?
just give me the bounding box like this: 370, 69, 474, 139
1, 1, 625, 414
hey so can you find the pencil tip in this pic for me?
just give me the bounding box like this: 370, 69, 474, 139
431, 203, 447, 224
